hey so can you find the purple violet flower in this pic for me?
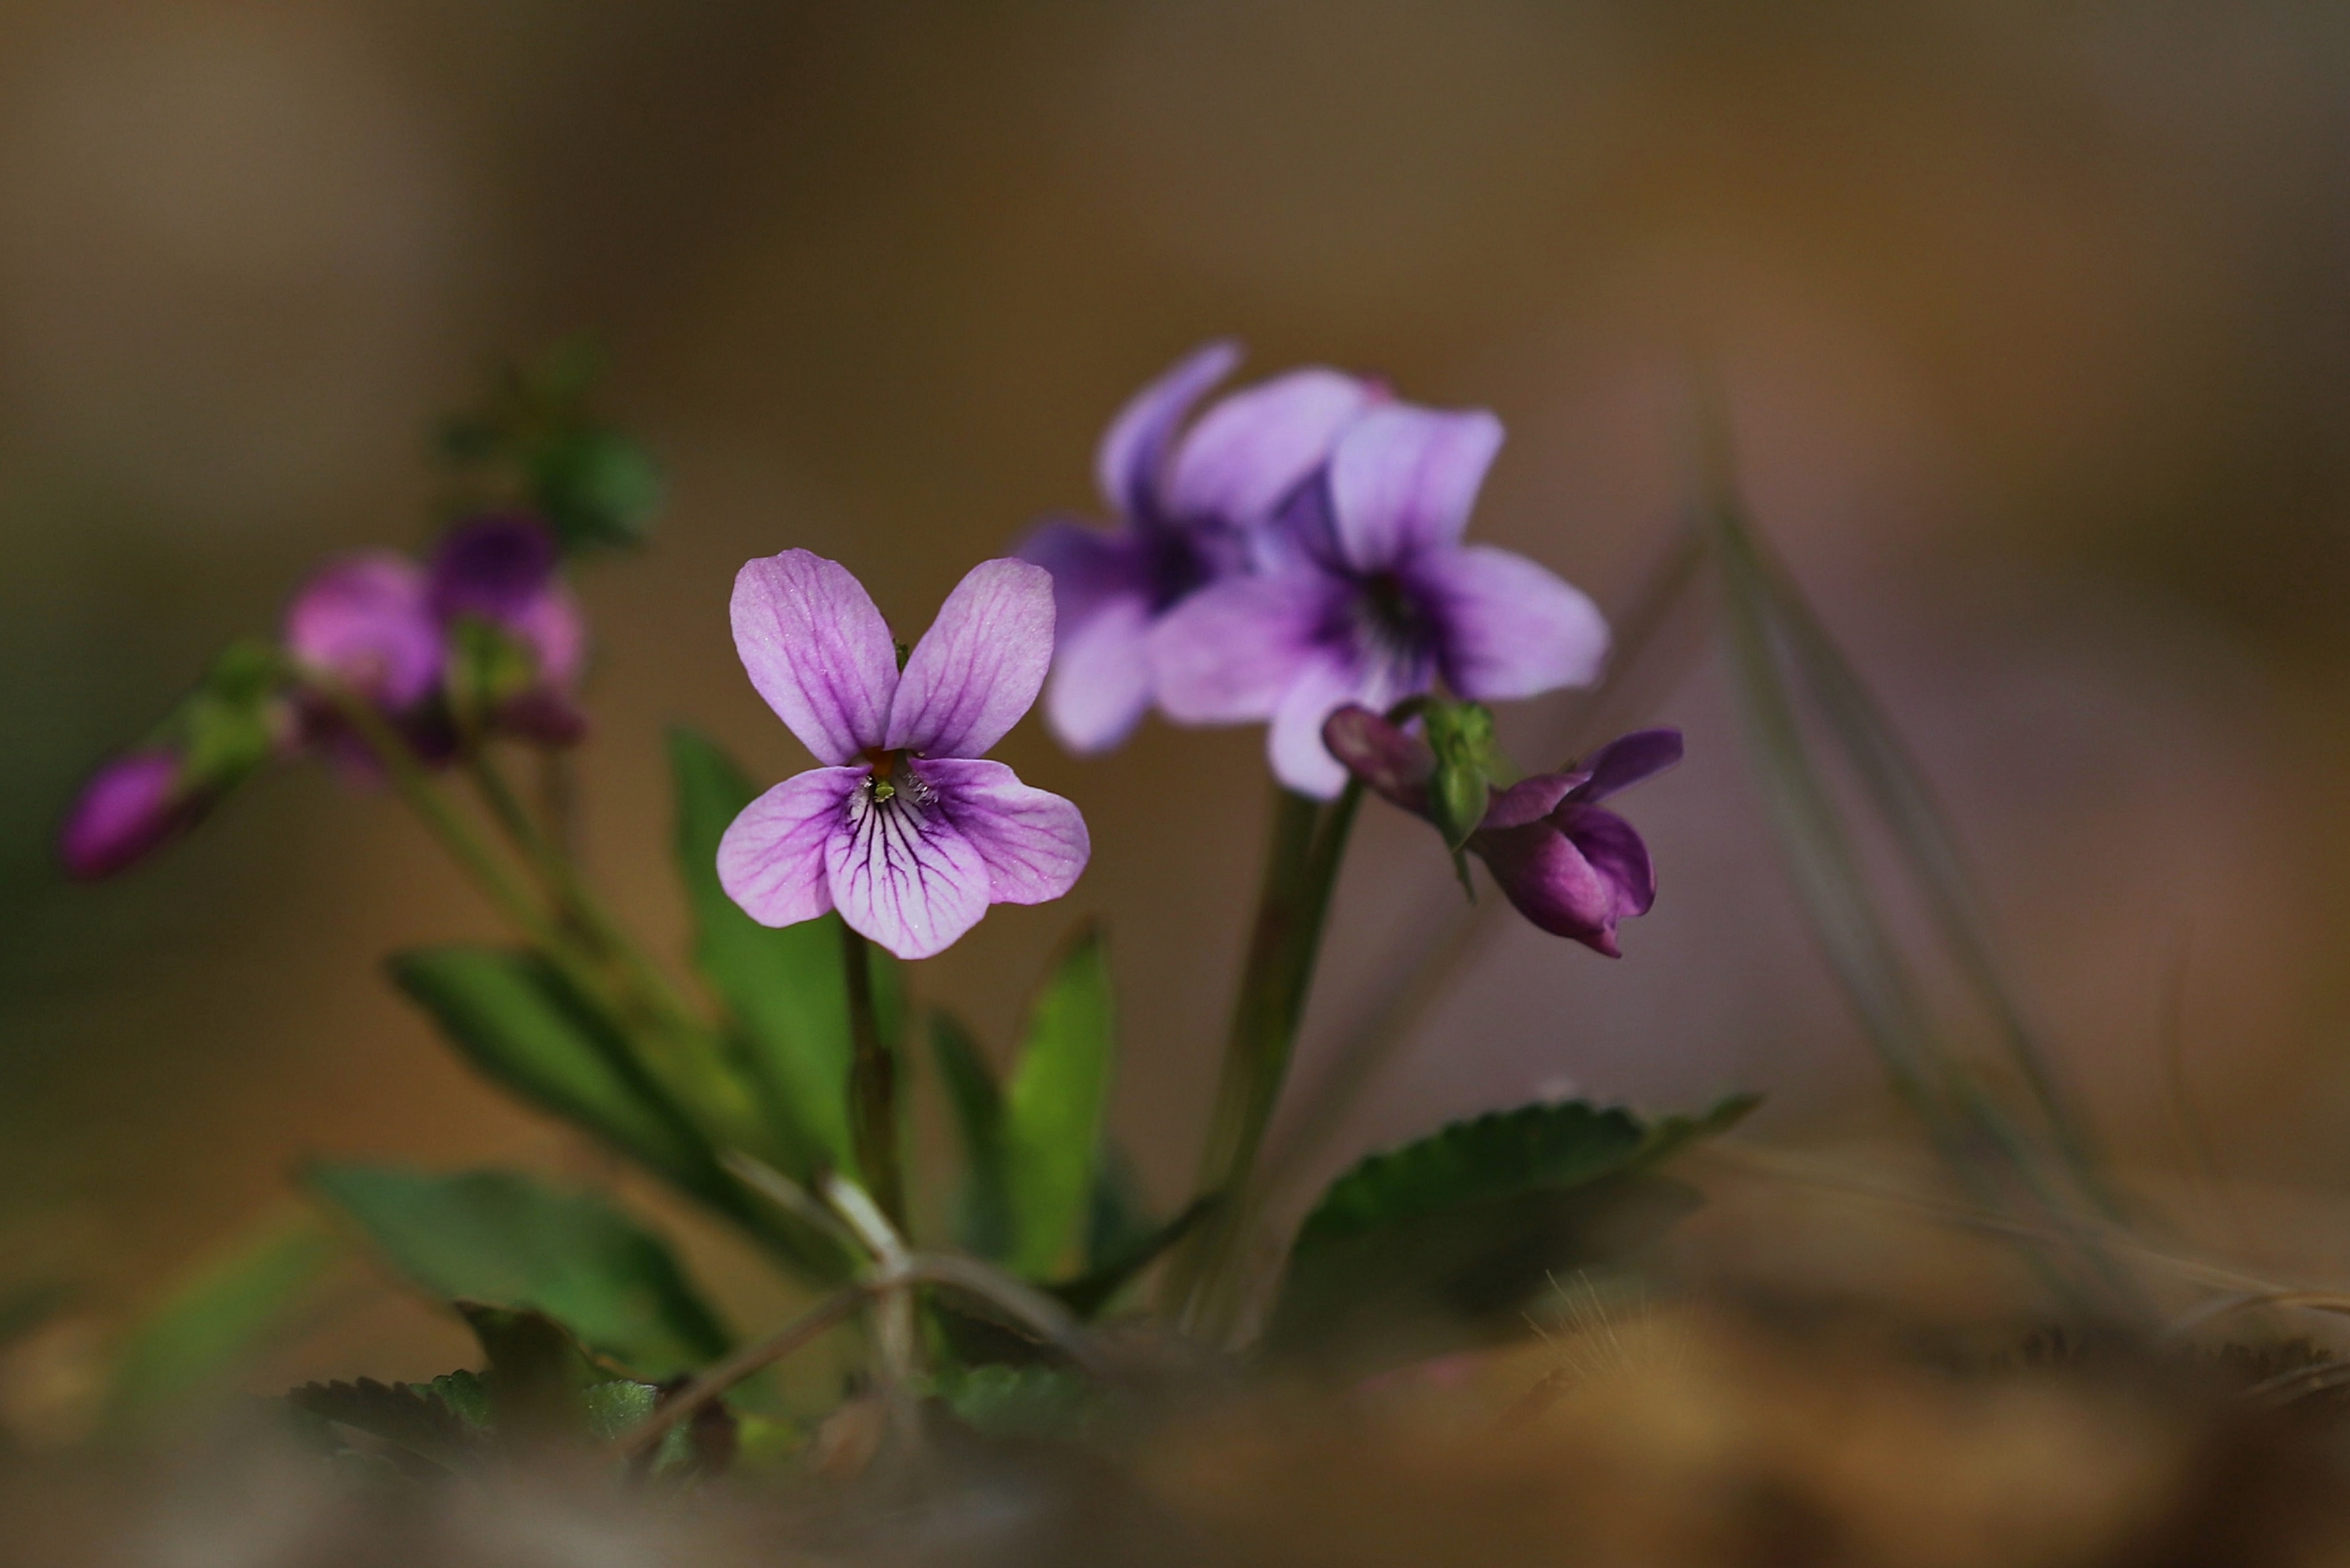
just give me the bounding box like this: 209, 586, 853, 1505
1018, 340, 1379, 754
1151, 404, 1610, 798
717, 550, 1090, 960
57, 748, 202, 881
1324, 705, 1682, 957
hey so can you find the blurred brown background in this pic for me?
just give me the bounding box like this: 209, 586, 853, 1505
5, 0, 2350, 1381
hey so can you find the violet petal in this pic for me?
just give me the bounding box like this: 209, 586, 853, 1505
1556, 802, 1657, 920
1268, 651, 1394, 799
1321, 705, 1434, 816
1043, 594, 1156, 754
510, 581, 589, 689
1017, 519, 1149, 634
1570, 727, 1684, 804
1480, 771, 1581, 830
1149, 569, 1332, 724
730, 550, 899, 766
886, 558, 1055, 759
826, 783, 992, 960
1095, 339, 1242, 521
1165, 367, 1378, 530
717, 765, 864, 928
1326, 404, 1504, 571
1411, 542, 1609, 702
283, 551, 444, 709
1472, 820, 1621, 956
917, 756, 1090, 906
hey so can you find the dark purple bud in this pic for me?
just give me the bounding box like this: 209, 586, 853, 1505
58, 749, 202, 880
431, 515, 589, 723
283, 552, 443, 709
429, 512, 561, 628
1326, 705, 1683, 957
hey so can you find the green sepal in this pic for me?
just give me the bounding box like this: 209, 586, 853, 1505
1421, 700, 1508, 852
176, 638, 287, 787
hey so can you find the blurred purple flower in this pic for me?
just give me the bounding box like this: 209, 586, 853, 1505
1324, 706, 1681, 956
428, 513, 589, 743
282, 516, 588, 764
57, 748, 200, 881
1018, 340, 1379, 754
717, 550, 1090, 960
282, 551, 444, 710
1151, 404, 1610, 797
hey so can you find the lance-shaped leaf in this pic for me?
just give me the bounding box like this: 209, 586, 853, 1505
1003, 924, 1118, 1279
931, 1008, 1013, 1259
671, 727, 907, 1176
306, 1164, 731, 1380
1268, 1095, 1755, 1365
390, 946, 717, 1198
107, 1210, 348, 1432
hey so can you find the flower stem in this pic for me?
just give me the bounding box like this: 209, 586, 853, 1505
840, 923, 903, 1228
1168, 780, 1363, 1338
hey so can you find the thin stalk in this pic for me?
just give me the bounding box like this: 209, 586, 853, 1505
1170, 782, 1362, 1337
467, 749, 701, 1029
319, 685, 799, 1251
1263, 530, 1718, 1203
841, 924, 903, 1228
314, 686, 559, 946
1753, 539, 2119, 1220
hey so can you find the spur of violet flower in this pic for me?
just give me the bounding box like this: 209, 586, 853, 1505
1324, 704, 1682, 957
717, 550, 1090, 961
1151, 401, 1610, 798
1018, 340, 1379, 754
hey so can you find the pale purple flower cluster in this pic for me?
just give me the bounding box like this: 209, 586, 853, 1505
1325, 706, 1681, 956
286, 512, 588, 761
60, 513, 587, 880
1021, 343, 1610, 796
717, 552, 1088, 960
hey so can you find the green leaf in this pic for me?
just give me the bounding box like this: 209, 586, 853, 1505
669, 727, 868, 1175
415, 1368, 494, 1432
287, 1377, 482, 1470
107, 1212, 346, 1431
534, 428, 664, 552
388, 945, 721, 1201
1084, 1143, 1159, 1273
306, 1164, 731, 1380
930, 1008, 1012, 1259
1052, 1193, 1216, 1320
939, 1363, 1098, 1442
1268, 1096, 1753, 1365
1003, 924, 1117, 1278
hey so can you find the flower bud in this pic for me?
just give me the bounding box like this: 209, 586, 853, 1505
58, 749, 197, 881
